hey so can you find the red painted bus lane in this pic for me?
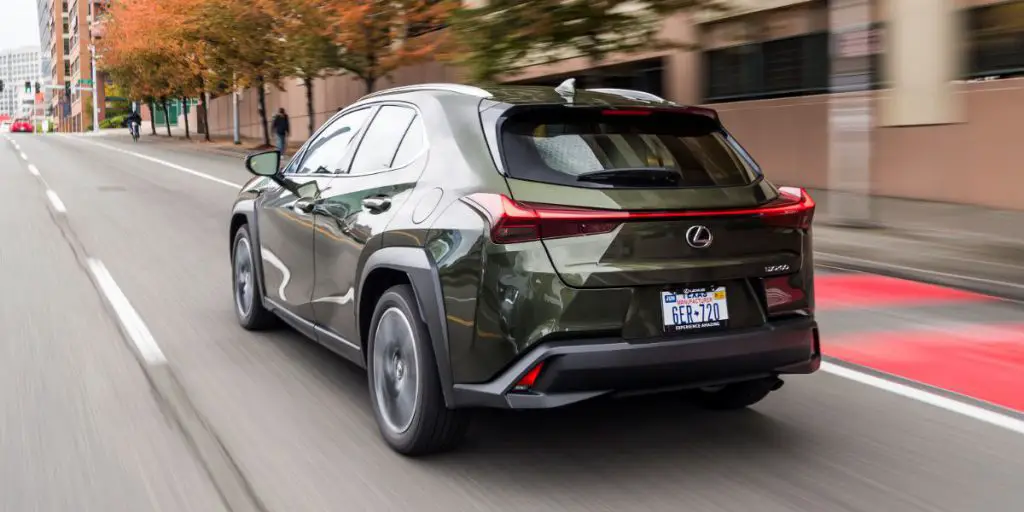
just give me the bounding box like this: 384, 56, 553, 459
815, 273, 994, 311
827, 324, 1024, 412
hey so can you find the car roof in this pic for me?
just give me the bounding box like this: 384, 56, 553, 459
358, 82, 681, 109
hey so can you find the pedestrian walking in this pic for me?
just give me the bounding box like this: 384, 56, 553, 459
271, 108, 290, 155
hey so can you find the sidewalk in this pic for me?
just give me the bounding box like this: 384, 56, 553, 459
128, 130, 304, 159
102, 132, 1024, 299
811, 190, 1024, 300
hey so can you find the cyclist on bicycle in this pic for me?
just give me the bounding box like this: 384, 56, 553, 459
126, 110, 142, 140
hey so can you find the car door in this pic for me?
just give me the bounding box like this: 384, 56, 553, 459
311, 103, 428, 348
256, 107, 375, 322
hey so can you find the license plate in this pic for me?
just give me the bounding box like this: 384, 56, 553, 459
661, 286, 730, 332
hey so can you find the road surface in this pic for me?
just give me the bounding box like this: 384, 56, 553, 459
3, 132, 1023, 512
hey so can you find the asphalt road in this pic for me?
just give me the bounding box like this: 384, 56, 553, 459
3, 132, 1024, 512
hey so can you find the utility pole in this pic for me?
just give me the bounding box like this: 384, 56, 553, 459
232, 72, 241, 145
826, 0, 877, 227
89, 44, 100, 133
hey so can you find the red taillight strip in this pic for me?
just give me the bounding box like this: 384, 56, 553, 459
462, 188, 815, 244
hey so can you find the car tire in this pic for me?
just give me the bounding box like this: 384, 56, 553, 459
694, 378, 776, 410
367, 284, 469, 456
231, 225, 277, 330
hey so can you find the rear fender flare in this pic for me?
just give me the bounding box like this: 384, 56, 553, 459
358, 247, 454, 407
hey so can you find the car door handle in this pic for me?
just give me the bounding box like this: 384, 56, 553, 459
361, 196, 391, 213
293, 198, 317, 214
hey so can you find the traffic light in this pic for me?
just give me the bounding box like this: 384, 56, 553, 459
25, 81, 31, 93
0, 80, 4, 93
64, 81, 71, 98
34, 82, 40, 94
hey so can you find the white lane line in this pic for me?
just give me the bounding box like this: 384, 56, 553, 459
27, 164, 40, 176
74, 139, 242, 189
20, 151, 28, 160
45, 189, 67, 213
822, 362, 1024, 436
86, 258, 167, 365
816, 251, 1024, 291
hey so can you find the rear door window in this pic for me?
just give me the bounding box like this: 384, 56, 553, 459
348, 105, 418, 175
499, 108, 760, 189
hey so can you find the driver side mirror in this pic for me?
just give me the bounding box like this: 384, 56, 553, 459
245, 150, 281, 177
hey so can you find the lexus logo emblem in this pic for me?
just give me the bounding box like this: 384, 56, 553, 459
685, 225, 713, 249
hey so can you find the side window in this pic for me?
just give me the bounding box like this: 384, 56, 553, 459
390, 116, 426, 168
292, 108, 373, 175
348, 106, 417, 175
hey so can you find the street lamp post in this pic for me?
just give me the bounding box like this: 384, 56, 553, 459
89, 44, 100, 133
233, 72, 241, 145
826, 0, 877, 227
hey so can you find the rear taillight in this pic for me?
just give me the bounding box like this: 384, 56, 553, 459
462, 187, 815, 245
461, 194, 623, 244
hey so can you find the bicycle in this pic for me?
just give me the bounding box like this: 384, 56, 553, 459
129, 121, 140, 142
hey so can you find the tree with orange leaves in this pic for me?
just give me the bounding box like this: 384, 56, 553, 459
331, 0, 457, 94
262, 0, 341, 136
98, 0, 212, 139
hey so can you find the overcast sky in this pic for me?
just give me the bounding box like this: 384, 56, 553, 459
0, 0, 42, 51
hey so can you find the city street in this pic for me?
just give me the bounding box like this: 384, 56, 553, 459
3, 132, 1024, 511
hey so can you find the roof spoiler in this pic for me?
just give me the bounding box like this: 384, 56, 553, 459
585, 87, 719, 121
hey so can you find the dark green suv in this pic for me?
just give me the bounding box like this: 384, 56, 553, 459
229, 81, 820, 456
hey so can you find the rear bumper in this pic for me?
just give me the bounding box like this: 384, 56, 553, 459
451, 316, 820, 409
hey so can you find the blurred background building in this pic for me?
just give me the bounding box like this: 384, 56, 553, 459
0, 46, 42, 120
36, 0, 108, 132
200, 0, 1024, 211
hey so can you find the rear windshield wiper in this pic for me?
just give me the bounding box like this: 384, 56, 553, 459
575, 168, 682, 186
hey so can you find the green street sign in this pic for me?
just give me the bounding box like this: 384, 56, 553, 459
78, 79, 93, 85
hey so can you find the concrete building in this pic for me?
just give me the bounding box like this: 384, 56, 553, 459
66, 0, 107, 131
202, 0, 1024, 211
37, 0, 107, 132
0, 46, 42, 120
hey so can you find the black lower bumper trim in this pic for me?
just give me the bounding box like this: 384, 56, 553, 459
452, 317, 819, 409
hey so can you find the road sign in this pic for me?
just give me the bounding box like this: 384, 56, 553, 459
78, 79, 94, 86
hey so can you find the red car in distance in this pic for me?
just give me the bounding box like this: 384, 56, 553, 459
10, 120, 34, 133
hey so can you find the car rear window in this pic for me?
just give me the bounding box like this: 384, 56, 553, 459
499, 107, 761, 189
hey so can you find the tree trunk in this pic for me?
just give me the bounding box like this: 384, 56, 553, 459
161, 97, 171, 137
257, 77, 270, 147
147, 102, 156, 135
364, 76, 376, 95
304, 77, 315, 137
182, 97, 191, 139
199, 78, 211, 142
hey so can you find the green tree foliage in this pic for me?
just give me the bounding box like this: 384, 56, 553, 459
449, 0, 727, 83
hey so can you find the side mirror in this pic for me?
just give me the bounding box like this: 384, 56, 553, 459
245, 150, 281, 177
297, 181, 320, 199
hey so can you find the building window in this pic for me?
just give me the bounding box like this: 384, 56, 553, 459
508, 58, 666, 98
965, 1, 1024, 80
703, 31, 830, 103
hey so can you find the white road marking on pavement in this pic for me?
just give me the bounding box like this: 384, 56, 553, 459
816, 251, 1024, 291
74, 138, 243, 189
20, 151, 28, 160
822, 362, 1024, 436
27, 164, 40, 176
45, 190, 67, 213
86, 258, 167, 365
